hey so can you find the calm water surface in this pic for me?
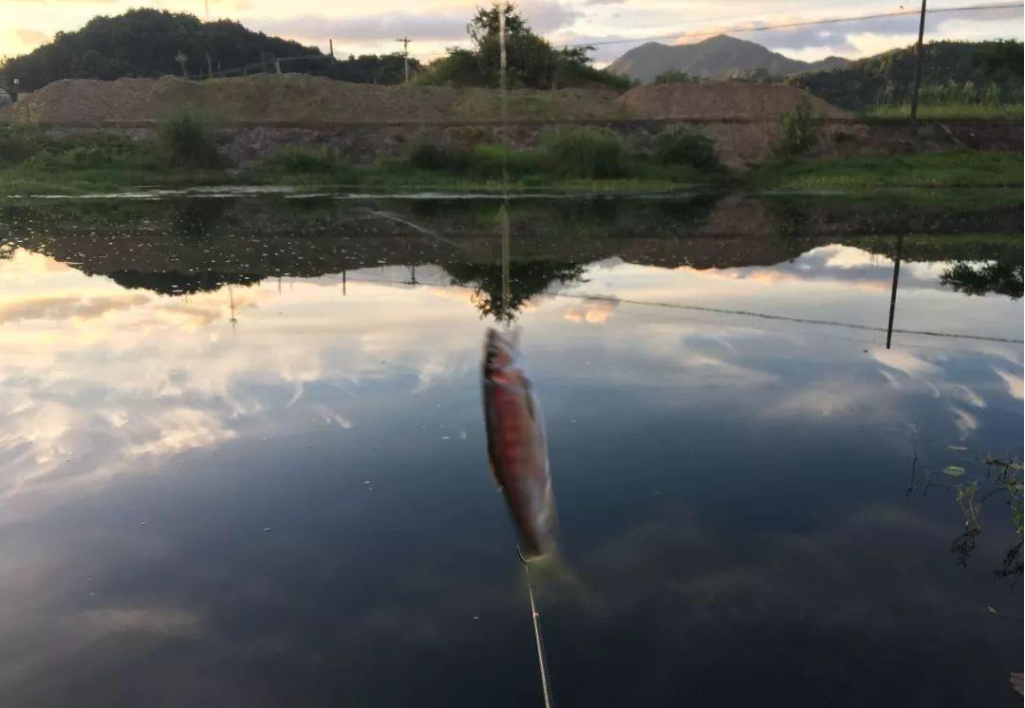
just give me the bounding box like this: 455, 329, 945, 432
1, 194, 1022, 707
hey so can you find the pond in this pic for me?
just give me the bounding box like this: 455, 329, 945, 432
0, 192, 1022, 706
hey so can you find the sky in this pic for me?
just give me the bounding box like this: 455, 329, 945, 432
1, 0, 1022, 64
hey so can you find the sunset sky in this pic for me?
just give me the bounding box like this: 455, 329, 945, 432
1, 0, 1022, 64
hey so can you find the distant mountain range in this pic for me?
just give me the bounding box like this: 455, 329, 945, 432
609, 35, 849, 83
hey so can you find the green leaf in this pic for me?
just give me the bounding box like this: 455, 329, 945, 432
944, 465, 967, 477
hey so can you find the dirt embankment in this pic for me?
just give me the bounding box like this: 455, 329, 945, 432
617, 83, 850, 120
2, 74, 849, 125
1, 75, 627, 124
0, 76, 869, 167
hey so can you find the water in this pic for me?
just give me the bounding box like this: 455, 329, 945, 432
1, 193, 1022, 707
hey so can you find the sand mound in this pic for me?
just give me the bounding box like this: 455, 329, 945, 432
617, 82, 851, 120
2, 75, 849, 125
0, 76, 855, 166
2, 74, 626, 124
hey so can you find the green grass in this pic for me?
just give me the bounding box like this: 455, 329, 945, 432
865, 103, 1024, 120
750, 151, 1024, 191
1, 121, 1021, 198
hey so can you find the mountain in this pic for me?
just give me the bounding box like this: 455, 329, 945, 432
792, 40, 1024, 110
608, 35, 848, 83
0, 8, 416, 92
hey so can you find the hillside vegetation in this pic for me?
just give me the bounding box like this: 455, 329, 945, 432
609, 35, 848, 84
793, 40, 1023, 111
0, 9, 418, 91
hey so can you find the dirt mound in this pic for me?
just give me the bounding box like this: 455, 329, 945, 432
2, 75, 849, 125
617, 82, 851, 120
2, 74, 626, 124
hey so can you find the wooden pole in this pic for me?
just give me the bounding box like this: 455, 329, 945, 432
909, 0, 928, 126
886, 234, 903, 349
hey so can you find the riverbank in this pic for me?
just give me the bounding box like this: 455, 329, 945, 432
1, 120, 1021, 198
1, 152, 1020, 199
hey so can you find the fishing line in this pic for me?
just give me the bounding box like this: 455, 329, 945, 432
518, 547, 556, 708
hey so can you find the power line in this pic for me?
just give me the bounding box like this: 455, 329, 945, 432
564, 1, 1024, 49
409, 1, 1021, 59
331, 274, 1023, 345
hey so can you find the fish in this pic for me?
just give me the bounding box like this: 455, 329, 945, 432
482, 328, 557, 558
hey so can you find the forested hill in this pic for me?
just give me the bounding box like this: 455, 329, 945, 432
793, 40, 1024, 111
0, 9, 416, 91
609, 35, 848, 83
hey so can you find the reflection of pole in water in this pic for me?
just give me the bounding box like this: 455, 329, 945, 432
500, 203, 511, 313
886, 234, 903, 349
498, 3, 511, 322
228, 284, 238, 332
342, 270, 347, 296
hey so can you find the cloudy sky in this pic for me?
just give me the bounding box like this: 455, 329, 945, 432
1, 0, 1022, 64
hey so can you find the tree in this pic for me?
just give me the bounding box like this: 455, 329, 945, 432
418, 3, 629, 91
0, 9, 420, 91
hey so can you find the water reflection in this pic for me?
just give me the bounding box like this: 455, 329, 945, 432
0, 194, 1022, 706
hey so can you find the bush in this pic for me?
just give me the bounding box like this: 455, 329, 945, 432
540, 127, 626, 178
29, 134, 154, 169
0, 123, 42, 165
158, 106, 220, 168
467, 143, 544, 179
652, 128, 720, 169
408, 143, 470, 172
268, 146, 347, 174
774, 98, 820, 158
653, 70, 698, 85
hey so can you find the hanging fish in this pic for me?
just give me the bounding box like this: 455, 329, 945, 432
481, 328, 557, 558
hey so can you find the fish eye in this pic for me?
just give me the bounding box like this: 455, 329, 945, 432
486, 345, 500, 360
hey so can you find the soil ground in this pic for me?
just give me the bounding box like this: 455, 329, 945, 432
2, 74, 849, 125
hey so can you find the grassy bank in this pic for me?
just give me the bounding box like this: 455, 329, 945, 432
865, 103, 1024, 120
750, 152, 1024, 192
1, 120, 1022, 198
0, 121, 729, 196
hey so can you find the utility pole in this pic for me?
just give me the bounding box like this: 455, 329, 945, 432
175, 50, 189, 78
206, 51, 213, 79
329, 38, 336, 63
396, 37, 412, 83
909, 0, 928, 126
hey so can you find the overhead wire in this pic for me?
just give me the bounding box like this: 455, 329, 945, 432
409, 1, 1022, 60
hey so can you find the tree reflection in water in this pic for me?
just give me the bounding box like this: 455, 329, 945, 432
940, 261, 1024, 300
445, 261, 586, 323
